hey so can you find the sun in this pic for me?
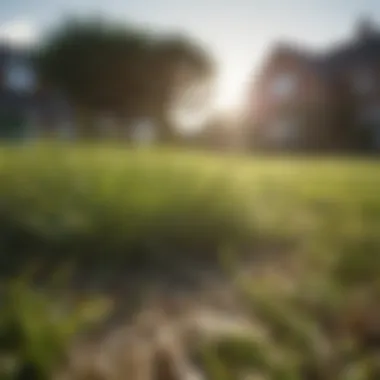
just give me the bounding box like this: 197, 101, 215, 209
214, 80, 242, 112
213, 62, 251, 113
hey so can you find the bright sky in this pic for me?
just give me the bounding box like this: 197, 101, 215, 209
1, 0, 380, 112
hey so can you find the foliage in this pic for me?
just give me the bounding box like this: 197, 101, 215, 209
36, 17, 214, 140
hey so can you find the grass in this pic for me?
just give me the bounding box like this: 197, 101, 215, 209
0, 274, 110, 380
1, 145, 379, 265
199, 244, 380, 379
0, 144, 257, 274
0, 144, 380, 379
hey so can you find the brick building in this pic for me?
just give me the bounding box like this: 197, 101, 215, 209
248, 18, 380, 151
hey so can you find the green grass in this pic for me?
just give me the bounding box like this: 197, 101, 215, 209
0, 274, 110, 380
0, 144, 380, 273
1, 144, 380, 379
0, 144, 255, 274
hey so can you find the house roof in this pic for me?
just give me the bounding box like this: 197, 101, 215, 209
267, 42, 333, 82
263, 18, 380, 82
323, 32, 380, 73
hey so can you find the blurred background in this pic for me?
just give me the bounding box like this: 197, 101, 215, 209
1, 1, 380, 380
2, 0, 380, 151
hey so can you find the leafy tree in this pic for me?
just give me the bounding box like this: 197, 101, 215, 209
36, 17, 214, 141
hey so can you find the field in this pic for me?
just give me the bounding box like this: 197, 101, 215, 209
0, 144, 379, 379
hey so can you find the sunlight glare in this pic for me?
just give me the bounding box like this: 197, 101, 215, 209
213, 61, 251, 113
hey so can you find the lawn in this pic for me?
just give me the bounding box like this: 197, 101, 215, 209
0, 144, 379, 379
0, 145, 379, 272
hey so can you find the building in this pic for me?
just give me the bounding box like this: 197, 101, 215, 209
248, 18, 380, 152
0, 44, 74, 140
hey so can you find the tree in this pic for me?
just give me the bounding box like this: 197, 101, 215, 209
36, 17, 214, 141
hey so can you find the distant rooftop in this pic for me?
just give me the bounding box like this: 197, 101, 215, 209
267, 17, 380, 78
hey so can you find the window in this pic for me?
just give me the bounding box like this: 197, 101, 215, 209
271, 72, 297, 100
5, 59, 36, 93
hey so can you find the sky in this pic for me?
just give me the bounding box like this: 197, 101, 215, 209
1, 0, 380, 111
